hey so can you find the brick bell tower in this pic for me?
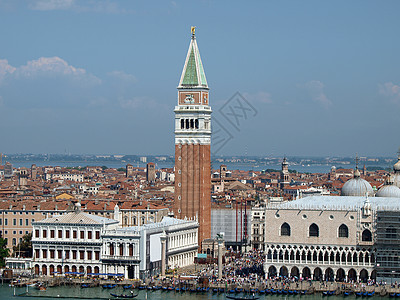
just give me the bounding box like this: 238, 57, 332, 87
174, 27, 212, 244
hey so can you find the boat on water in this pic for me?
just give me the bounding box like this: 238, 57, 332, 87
110, 291, 138, 299
226, 296, 259, 300
322, 291, 335, 296
34, 282, 47, 291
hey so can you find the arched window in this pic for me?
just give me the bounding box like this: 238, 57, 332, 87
190, 119, 194, 129
362, 229, 372, 242
281, 223, 291, 236
181, 119, 184, 129
185, 119, 189, 129
338, 224, 349, 238
309, 223, 319, 237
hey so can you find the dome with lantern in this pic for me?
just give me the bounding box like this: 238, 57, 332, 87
376, 174, 400, 198
341, 168, 374, 197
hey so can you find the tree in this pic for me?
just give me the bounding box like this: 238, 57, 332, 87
13, 233, 32, 258
0, 238, 10, 267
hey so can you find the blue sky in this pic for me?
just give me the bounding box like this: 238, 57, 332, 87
0, 0, 400, 157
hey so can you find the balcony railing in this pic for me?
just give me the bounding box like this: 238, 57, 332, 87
101, 255, 139, 261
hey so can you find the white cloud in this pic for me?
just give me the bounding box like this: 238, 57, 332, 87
29, 0, 129, 13
243, 91, 272, 104
0, 59, 16, 82
108, 70, 136, 84
302, 80, 332, 108
0, 56, 101, 85
16, 57, 85, 77
379, 82, 400, 104
119, 96, 156, 110
30, 0, 75, 11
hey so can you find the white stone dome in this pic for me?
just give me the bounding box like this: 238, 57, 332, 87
394, 173, 400, 188
394, 158, 400, 172
376, 185, 400, 198
341, 171, 374, 197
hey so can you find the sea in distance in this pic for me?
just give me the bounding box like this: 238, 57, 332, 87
0, 285, 382, 300
10, 161, 341, 174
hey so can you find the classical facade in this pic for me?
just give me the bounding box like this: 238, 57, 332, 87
173, 27, 212, 243
139, 217, 198, 278
101, 227, 140, 279
32, 204, 119, 277
32, 205, 198, 279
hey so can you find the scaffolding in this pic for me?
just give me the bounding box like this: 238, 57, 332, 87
375, 211, 400, 280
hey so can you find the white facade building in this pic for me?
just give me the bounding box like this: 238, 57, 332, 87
32, 204, 119, 277
32, 206, 198, 279
45, 172, 84, 182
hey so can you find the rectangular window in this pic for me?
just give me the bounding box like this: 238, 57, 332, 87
19, 219, 22, 226
35, 230, 39, 238
72, 250, 77, 259
50, 230, 55, 238
79, 250, 84, 260
66, 230, 70, 238
65, 250, 70, 259
80, 231, 84, 239
58, 230, 62, 239
25, 219, 29, 226
58, 250, 62, 259
95, 251, 100, 260
87, 251, 92, 260
13, 219, 16, 226
4, 219, 7, 226
88, 231, 92, 239
42, 249, 47, 258
35, 249, 40, 258
0, 219, 2, 226
95, 231, 100, 239
43, 229, 47, 238
50, 250, 55, 259
73, 231, 77, 239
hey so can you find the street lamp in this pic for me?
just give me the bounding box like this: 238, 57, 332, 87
391, 270, 395, 286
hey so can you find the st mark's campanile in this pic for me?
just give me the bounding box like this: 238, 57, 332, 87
174, 27, 211, 244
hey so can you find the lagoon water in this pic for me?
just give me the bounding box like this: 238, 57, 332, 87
0, 285, 382, 300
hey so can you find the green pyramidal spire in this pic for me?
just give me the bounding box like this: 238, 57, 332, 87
179, 28, 208, 88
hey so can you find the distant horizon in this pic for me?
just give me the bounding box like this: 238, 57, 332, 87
0, 152, 399, 162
